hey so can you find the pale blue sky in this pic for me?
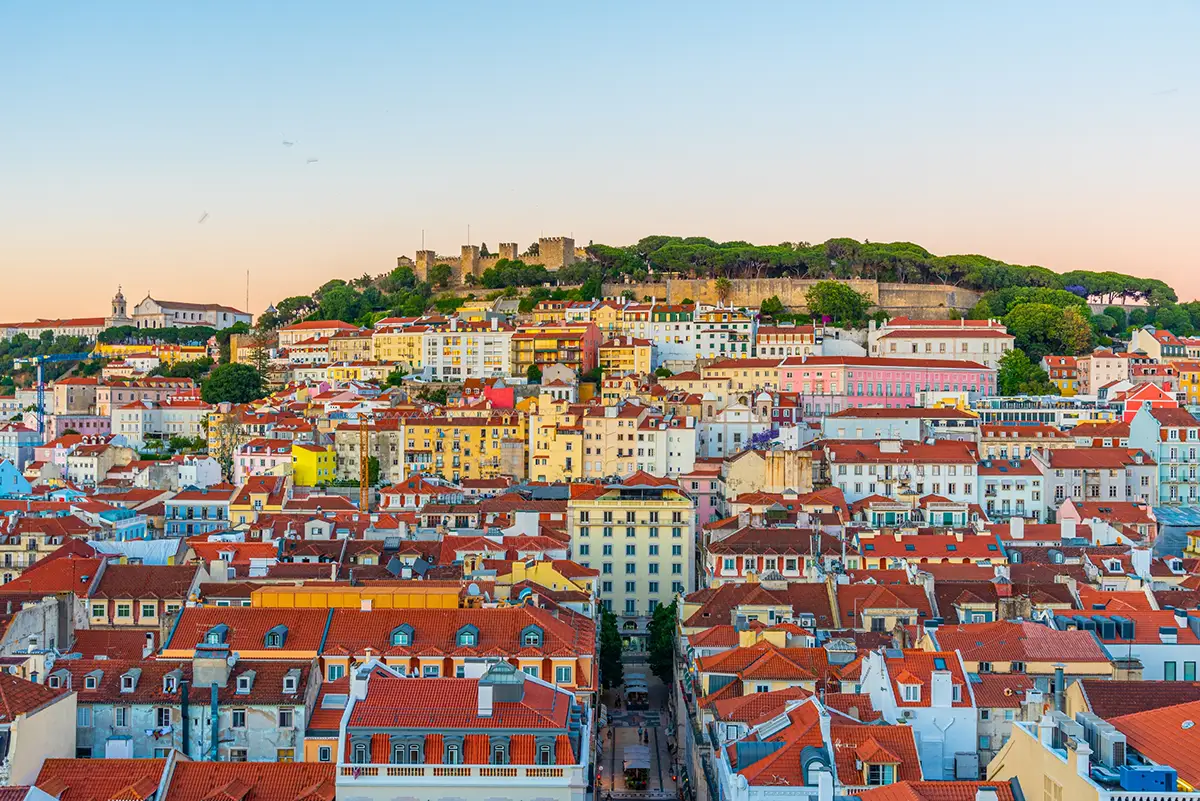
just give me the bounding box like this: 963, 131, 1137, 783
1, 2, 1198, 319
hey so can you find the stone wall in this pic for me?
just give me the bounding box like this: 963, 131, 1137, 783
410, 237, 575, 283
601, 278, 980, 319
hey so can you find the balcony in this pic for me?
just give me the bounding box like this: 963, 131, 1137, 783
337, 763, 582, 786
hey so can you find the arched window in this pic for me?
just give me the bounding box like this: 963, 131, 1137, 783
459, 630, 476, 646
392, 743, 405, 764
537, 744, 552, 765
391, 626, 412, 647
409, 744, 420, 764
446, 744, 461, 765
492, 744, 507, 765
353, 743, 369, 764
265, 632, 282, 648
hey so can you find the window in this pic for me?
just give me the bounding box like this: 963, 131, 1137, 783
555, 665, 573, 684
423, 665, 440, 677
390, 627, 411, 647
901, 684, 920, 702
115, 706, 128, 727
277, 749, 295, 763
980, 709, 991, 721
116, 603, 132, 618
140, 603, 156, 618
952, 684, 962, 703
979, 735, 991, 750
278, 708, 294, 728
978, 662, 992, 673
91, 603, 105, 618
1187, 662, 1197, 681
77, 706, 91, 727
229, 748, 248, 762
232, 708, 246, 728
318, 746, 332, 762
1166, 661, 1178, 681
446, 743, 461, 764
328, 664, 345, 681
1010, 661, 1026, 674
156, 707, 171, 728
867, 764, 895, 786
492, 743, 508, 765
523, 665, 540, 678
353, 742, 369, 763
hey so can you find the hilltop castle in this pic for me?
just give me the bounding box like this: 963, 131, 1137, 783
401, 236, 583, 284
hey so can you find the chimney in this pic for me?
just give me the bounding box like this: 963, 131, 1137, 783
1010, 516, 1024, 540
1060, 518, 1077, 540
1130, 545, 1152, 579
1075, 741, 1093, 778
478, 682, 494, 718
142, 631, 155, 659
1054, 664, 1065, 712
930, 670, 952, 708
815, 766, 833, 801
491, 317, 498, 331
361, 598, 373, 612
1038, 713, 1055, 745
976, 788, 1000, 801
209, 559, 228, 583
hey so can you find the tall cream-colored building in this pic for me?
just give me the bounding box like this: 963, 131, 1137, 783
568, 473, 695, 650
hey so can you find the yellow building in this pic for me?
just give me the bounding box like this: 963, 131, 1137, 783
591, 300, 624, 335
694, 306, 755, 360
701, 357, 782, 391
567, 472, 695, 646
252, 583, 460, 609
456, 301, 493, 322
229, 475, 289, 525
404, 412, 526, 482
371, 324, 429, 370
1176, 359, 1200, 407
291, 443, 335, 486
511, 322, 600, 377
328, 330, 373, 363
530, 397, 585, 482
325, 361, 389, 382
599, 336, 653, 376
92, 342, 209, 366
1043, 355, 1080, 396
579, 403, 652, 478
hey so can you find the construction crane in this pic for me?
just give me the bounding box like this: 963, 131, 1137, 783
358, 414, 370, 512
12, 352, 102, 442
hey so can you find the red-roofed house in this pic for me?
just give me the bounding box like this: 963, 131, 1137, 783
0, 673, 75, 784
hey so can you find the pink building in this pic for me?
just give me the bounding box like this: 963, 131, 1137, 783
679, 459, 725, 529
234, 438, 293, 484
778, 356, 996, 417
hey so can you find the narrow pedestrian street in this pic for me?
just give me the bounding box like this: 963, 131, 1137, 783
595, 663, 681, 799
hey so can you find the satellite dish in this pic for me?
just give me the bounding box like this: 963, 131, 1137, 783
227, 652, 240, 666
1184, 720, 1195, 730
467, 583, 481, 596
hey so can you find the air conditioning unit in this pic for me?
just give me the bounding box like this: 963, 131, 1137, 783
1098, 729, 1127, 768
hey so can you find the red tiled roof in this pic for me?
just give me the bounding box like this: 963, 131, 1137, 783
348, 675, 570, 730
55, 659, 312, 705
69, 629, 156, 660
1110, 700, 1200, 787
709, 686, 811, 722
1078, 679, 1200, 720
882, 650, 971, 708
931, 621, 1109, 663
92, 564, 198, 599
828, 722, 921, 785
162, 763, 335, 801
854, 782, 1016, 801
0, 672, 66, 720
1048, 448, 1154, 468
683, 582, 836, 630
826, 440, 978, 465
164, 607, 332, 653
971, 674, 1035, 708
36, 759, 168, 801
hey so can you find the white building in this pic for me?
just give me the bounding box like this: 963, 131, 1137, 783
826, 439, 979, 504
421, 318, 515, 380
869, 317, 1014, 369
633, 414, 698, 477
112, 398, 211, 449
0, 423, 40, 472
697, 401, 772, 459
978, 458, 1046, 522
107, 288, 252, 330
859, 649, 978, 780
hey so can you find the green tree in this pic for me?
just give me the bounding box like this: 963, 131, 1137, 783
599, 607, 624, 690
417, 386, 449, 405
201, 363, 267, 404
429, 263, 453, 288
385, 369, 406, 388
1056, 306, 1096, 355
581, 367, 603, 383
367, 456, 381, 485
1102, 306, 1127, 330
527, 365, 542, 384
805, 281, 872, 326
715, 277, 733, 304
997, 349, 1058, 396
1154, 303, 1193, 335
648, 599, 678, 683
760, 295, 787, 319
654, 366, 673, 378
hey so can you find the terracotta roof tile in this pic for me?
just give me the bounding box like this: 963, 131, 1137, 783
1110, 700, 1200, 787
36, 759, 168, 801
1078, 679, 1200, 720
163, 762, 334, 801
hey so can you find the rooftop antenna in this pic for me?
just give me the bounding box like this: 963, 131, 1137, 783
246, 270, 250, 314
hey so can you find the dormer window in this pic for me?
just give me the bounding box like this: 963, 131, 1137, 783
236, 675, 253, 694
390, 625, 413, 647
48, 675, 62, 689
264, 625, 287, 649
85, 675, 98, 690
204, 624, 228, 645
900, 683, 920, 702
521, 625, 543, 648
164, 675, 178, 694
283, 676, 298, 693
121, 673, 137, 692
456, 625, 479, 648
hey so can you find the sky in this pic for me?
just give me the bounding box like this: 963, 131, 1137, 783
1, 1, 1198, 321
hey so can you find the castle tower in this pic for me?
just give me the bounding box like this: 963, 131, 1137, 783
414, 251, 436, 283
498, 243, 519, 261
112, 287, 127, 319
461, 245, 481, 281
538, 237, 576, 271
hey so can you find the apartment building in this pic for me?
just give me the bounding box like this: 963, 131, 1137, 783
568, 473, 695, 648
422, 318, 515, 380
